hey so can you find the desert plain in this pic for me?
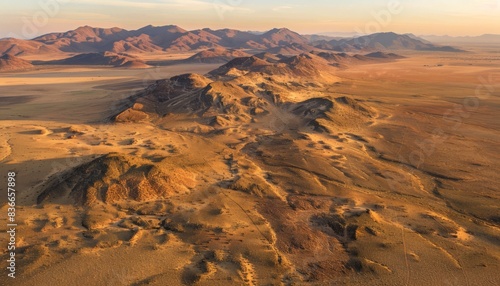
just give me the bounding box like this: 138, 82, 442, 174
0, 37, 499, 286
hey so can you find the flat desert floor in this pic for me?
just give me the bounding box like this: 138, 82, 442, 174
0, 49, 499, 285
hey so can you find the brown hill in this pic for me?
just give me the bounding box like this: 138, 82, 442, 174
253, 52, 283, 62
120, 60, 151, 68
321, 32, 464, 52
166, 31, 222, 52
37, 153, 197, 205
288, 96, 375, 132
207, 53, 341, 83
310, 51, 403, 68
184, 48, 251, 63
204, 28, 259, 47
170, 73, 213, 88
112, 54, 355, 132
257, 28, 309, 48
33, 25, 131, 52
364, 51, 405, 59
266, 43, 316, 55
110, 34, 164, 53
113, 73, 213, 122
189, 29, 223, 43
310, 51, 371, 67
258, 53, 337, 79
113, 69, 269, 127
135, 24, 187, 46
113, 70, 367, 135
109, 25, 187, 53
40, 51, 150, 68
0, 54, 34, 71
0, 38, 60, 56
208, 55, 272, 77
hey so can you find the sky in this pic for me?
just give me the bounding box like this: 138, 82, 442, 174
1, 0, 499, 39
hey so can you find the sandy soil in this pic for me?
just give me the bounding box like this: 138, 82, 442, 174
0, 49, 499, 285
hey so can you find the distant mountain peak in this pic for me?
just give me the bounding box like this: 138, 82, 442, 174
265, 27, 295, 35
74, 25, 97, 31
138, 24, 186, 32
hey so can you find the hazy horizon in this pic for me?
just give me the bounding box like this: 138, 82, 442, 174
2, 0, 499, 39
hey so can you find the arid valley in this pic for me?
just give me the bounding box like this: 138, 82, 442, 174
0, 24, 499, 286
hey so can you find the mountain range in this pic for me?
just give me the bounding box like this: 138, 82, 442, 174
311, 32, 462, 52
0, 25, 464, 57
421, 34, 500, 44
